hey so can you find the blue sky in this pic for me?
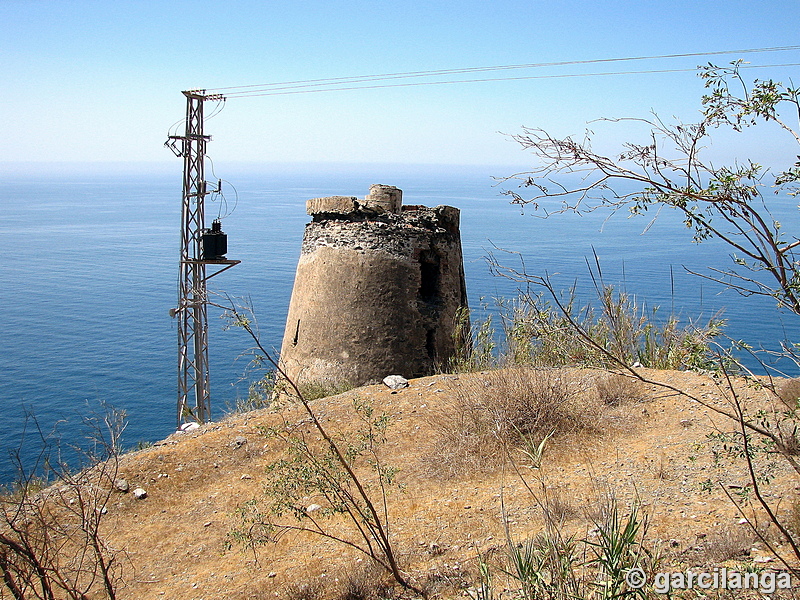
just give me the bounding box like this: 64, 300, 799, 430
2, 0, 800, 171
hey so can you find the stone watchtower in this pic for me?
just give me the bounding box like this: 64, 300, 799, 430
279, 184, 468, 389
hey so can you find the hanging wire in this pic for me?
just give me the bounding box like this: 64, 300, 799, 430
204, 97, 227, 122
166, 116, 186, 139
217, 179, 239, 220
205, 155, 239, 220
205, 155, 226, 219
204, 45, 800, 98
214, 62, 800, 99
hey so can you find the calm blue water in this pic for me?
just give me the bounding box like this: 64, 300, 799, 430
0, 164, 797, 483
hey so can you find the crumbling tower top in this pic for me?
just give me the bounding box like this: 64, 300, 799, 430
305, 184, 403, 217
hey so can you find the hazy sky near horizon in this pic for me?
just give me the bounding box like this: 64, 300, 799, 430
3, 0, 800, 171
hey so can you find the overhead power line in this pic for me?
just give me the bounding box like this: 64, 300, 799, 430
204, 45, 800, 99
215, 62, 800, 99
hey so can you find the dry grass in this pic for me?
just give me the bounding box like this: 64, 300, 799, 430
784, 496, 800, 541
776, 378, 800, 409
418, 564, 475, 599
540, 485, 580, 522
285, 578, 325, 600
646, 451, 671, 481
701, 525, 755, 562
427, 367, 599, 475
338, 560, 394, 600
595, 372, 644, 406
581, 478, 620, 524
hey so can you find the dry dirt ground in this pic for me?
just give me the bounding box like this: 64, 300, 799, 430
100, 368, 798, 599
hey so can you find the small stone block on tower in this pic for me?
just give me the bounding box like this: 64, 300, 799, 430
364, 184, 402, 213
306, 196, 359, 216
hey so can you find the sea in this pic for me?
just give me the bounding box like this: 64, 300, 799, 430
1, 163, 798, 484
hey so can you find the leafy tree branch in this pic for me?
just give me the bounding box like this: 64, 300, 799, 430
500, 61, 800, 315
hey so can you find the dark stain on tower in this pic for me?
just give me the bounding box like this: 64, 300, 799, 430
279, 184, 469, 388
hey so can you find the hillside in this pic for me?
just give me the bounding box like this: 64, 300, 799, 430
77, 369, 799, 598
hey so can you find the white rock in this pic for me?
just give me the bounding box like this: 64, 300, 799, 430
133, 488, 148, 500
179, 422, 200, 433
383, 375, 409, 390
754, 555, 774, 563
306, 503, 322, 513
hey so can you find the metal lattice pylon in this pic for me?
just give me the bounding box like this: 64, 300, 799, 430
166, 90, 236, 426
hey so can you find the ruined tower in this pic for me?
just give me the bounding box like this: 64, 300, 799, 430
279, 184, 468, 389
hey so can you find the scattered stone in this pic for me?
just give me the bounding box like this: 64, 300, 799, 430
680, 419, 693, 427
133, 488, 148, 500
240, 474, 252, 480
178, 422, 200, 433
232, 436, 247, 448
428, 542, 445, 556
669, 539, 680, 548
267, 571, 277, 578
383, 375, 409, 390
753, 555, 774, 563
114, 478, 130, 493
306, 504, 322, 513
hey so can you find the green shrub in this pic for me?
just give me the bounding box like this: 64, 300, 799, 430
448, 304, 496, 372
497, 286, 723, 370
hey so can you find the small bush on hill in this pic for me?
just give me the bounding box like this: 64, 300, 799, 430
596, 373, 645, 406
429, 367, 597, 474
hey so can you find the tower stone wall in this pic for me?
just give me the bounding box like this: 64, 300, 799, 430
279, 184, 468, 389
